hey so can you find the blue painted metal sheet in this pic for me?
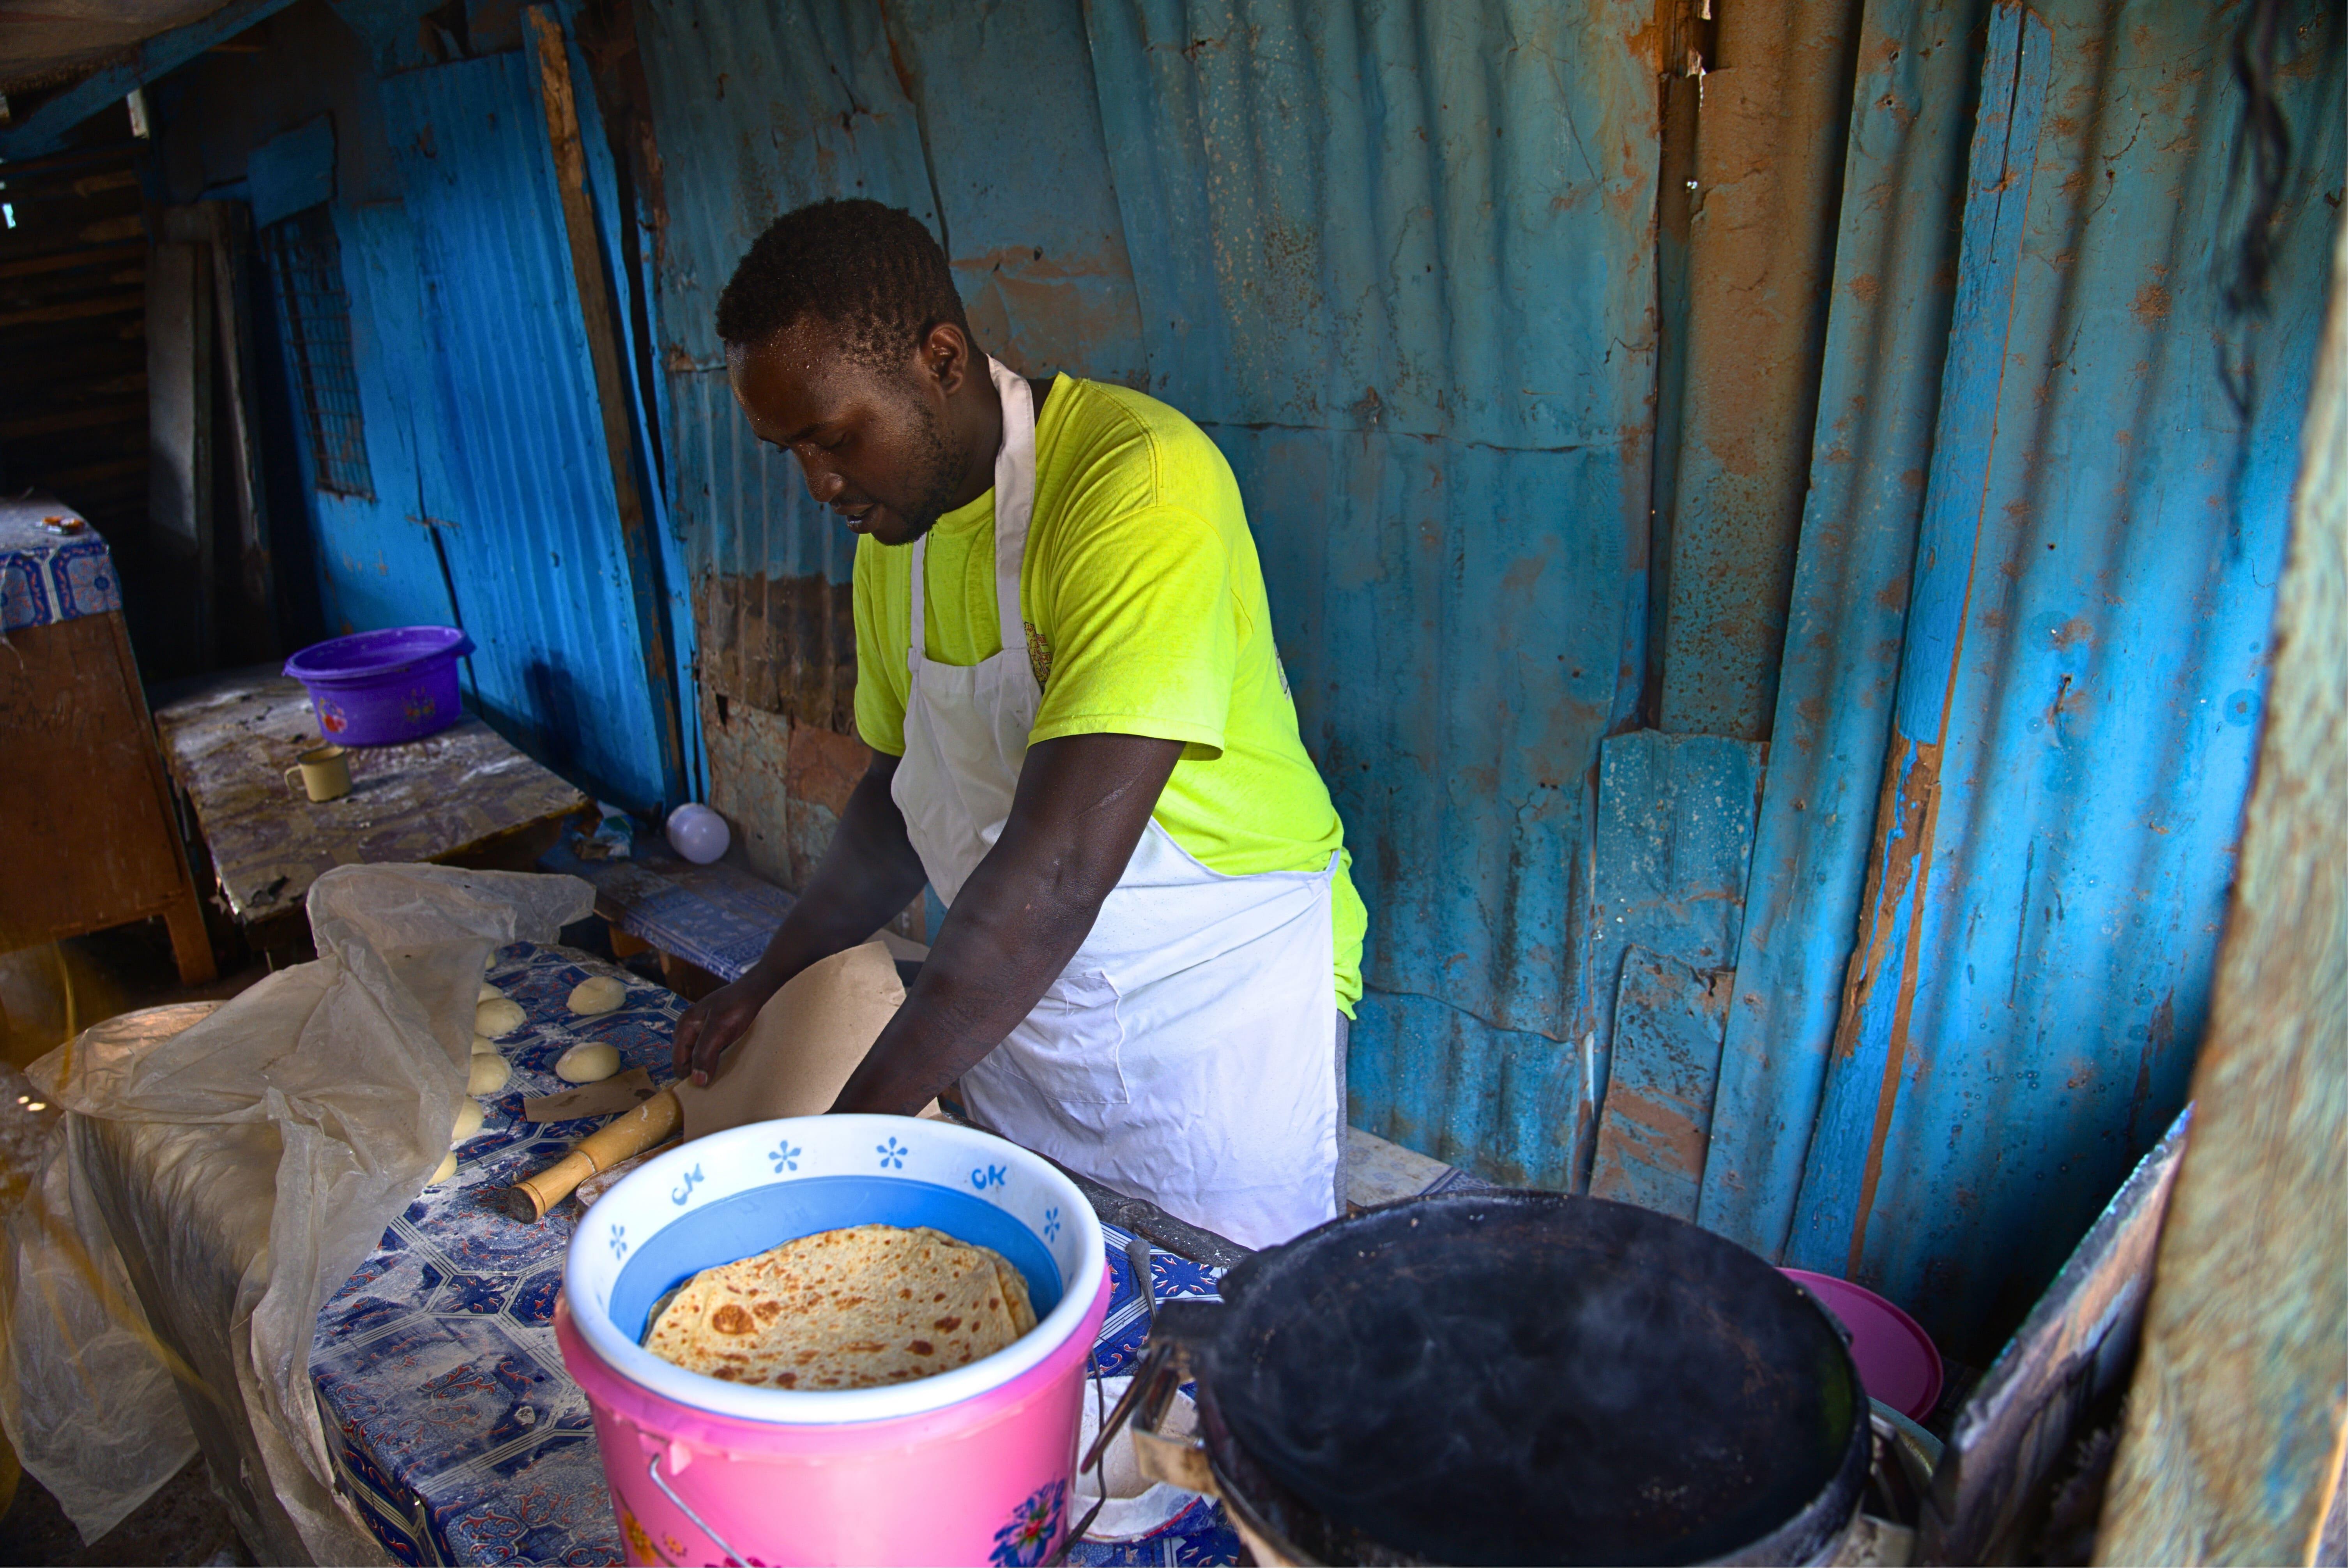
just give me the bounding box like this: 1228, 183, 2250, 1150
632, 0, 1147, 728
877, 0, 1151, 387
246, 113, 334, 227
562, 23, 705, 804
1704, 0, 2344, 1357
299, 198, 464, 641
377, 49, 681, 812
1085, 0, 1657, 451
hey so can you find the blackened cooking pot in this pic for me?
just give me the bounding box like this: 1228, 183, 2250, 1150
1119, 1191, 1870, 1565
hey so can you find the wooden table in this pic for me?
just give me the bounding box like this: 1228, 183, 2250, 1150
0, 497, 215, 984
152, 667, 590, 936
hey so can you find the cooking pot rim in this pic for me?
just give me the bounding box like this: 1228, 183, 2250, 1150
1174, 1190, 1875, 1566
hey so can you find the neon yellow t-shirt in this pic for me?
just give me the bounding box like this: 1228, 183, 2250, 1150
853, 374, 1364, 1014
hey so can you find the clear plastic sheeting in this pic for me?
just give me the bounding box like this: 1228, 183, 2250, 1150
1, 865, 591, 1558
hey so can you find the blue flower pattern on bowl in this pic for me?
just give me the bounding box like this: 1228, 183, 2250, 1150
607, 1224, 627, 1261
989, 1476, 1065, 1566
1043, 1206, 1062, 1242
769, 1140, 802, 1173
877, 1135, 908, 1169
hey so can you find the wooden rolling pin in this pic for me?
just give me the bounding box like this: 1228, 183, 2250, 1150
499, 1088, 680, 1221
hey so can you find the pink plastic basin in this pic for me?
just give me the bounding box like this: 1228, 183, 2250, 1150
1780, 1268, 1944, 1423
559, 1116, 1112, 1566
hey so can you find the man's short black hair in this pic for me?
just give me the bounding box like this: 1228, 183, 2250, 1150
716, 199, 969, 366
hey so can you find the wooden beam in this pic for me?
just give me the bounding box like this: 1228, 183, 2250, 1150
2094, 205, 2348, 1566
525, 6, 688, 808
0, 0, 301, 161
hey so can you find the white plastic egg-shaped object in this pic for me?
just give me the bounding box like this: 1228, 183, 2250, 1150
665, 803, 731, 865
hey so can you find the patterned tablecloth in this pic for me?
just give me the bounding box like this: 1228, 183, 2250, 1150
536, 837, 798, 984
0, 496, 121, 631
311, 942, 1241, 1567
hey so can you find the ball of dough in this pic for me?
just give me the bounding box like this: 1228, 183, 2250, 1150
471, 1033, 499, 1056
451, 1098, 485, 1144
478, 982, 506, 1003
428, 1150, 458, 1186
476, 998, 526, 1037
554, 1042, 621, 1084
567, 975, 628, 1016
467, 1054, 511, 1095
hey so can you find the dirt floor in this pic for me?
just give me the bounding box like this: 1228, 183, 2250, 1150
0, 1457, 253, 1567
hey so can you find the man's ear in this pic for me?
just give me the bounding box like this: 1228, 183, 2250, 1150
921, 321, 974, 395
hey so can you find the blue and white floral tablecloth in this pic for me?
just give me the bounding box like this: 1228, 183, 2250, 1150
311, 942, 1240, 1566
0, 498, 121, 631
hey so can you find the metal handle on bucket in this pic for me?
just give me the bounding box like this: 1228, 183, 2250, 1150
646, 1449, 747, 1564
1123, 1342, 1217, 1497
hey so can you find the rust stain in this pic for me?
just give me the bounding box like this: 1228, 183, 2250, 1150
695, 570, 857, 732
2049, 614, 2094, 649
1849, 274, 1882, 304
785, 719, 868, 817
1828, 736, 1936, 1068
1606, 1085, 1709, 1173
2131, 282, 2172, 323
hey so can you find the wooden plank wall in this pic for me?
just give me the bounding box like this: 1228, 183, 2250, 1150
0, 139, 149, 553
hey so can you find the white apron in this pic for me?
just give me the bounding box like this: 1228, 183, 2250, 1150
890, 358, 1342, 1249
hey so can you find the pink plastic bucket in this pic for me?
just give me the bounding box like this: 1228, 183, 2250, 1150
559, 1115, 1112, 1566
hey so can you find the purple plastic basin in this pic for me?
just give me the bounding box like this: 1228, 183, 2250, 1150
283, 626, 472, 745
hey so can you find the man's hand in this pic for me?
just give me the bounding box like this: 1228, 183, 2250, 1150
669, 970, 785, 1086
668, 750, 926, 1085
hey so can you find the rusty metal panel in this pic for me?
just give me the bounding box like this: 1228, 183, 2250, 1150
1581, 729, 1765, 1190
1589, 948, 1733, 1221
631, 0, 935, 728
1705, 0, 2344, 1358
1089, 0, 1659, 1188
1655, 0, 1863, 741
1697, 0, 1982, 1264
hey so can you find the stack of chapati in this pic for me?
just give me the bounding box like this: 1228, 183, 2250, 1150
644, 1223, 1037, 1390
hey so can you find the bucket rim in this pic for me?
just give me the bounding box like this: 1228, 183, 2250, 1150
562, 1114, 1107, 1424
284, 625, 473, 684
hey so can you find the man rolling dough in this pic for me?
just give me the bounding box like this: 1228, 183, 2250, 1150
671, 200, 1365, 1248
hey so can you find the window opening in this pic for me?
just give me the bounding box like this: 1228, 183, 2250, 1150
264, 207, 373, 498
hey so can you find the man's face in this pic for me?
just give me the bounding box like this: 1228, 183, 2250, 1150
727, 316, 973, 547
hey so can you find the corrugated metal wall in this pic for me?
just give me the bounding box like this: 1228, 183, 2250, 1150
154, 0, 2343, 1354
1701, 0, 2343, 1354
